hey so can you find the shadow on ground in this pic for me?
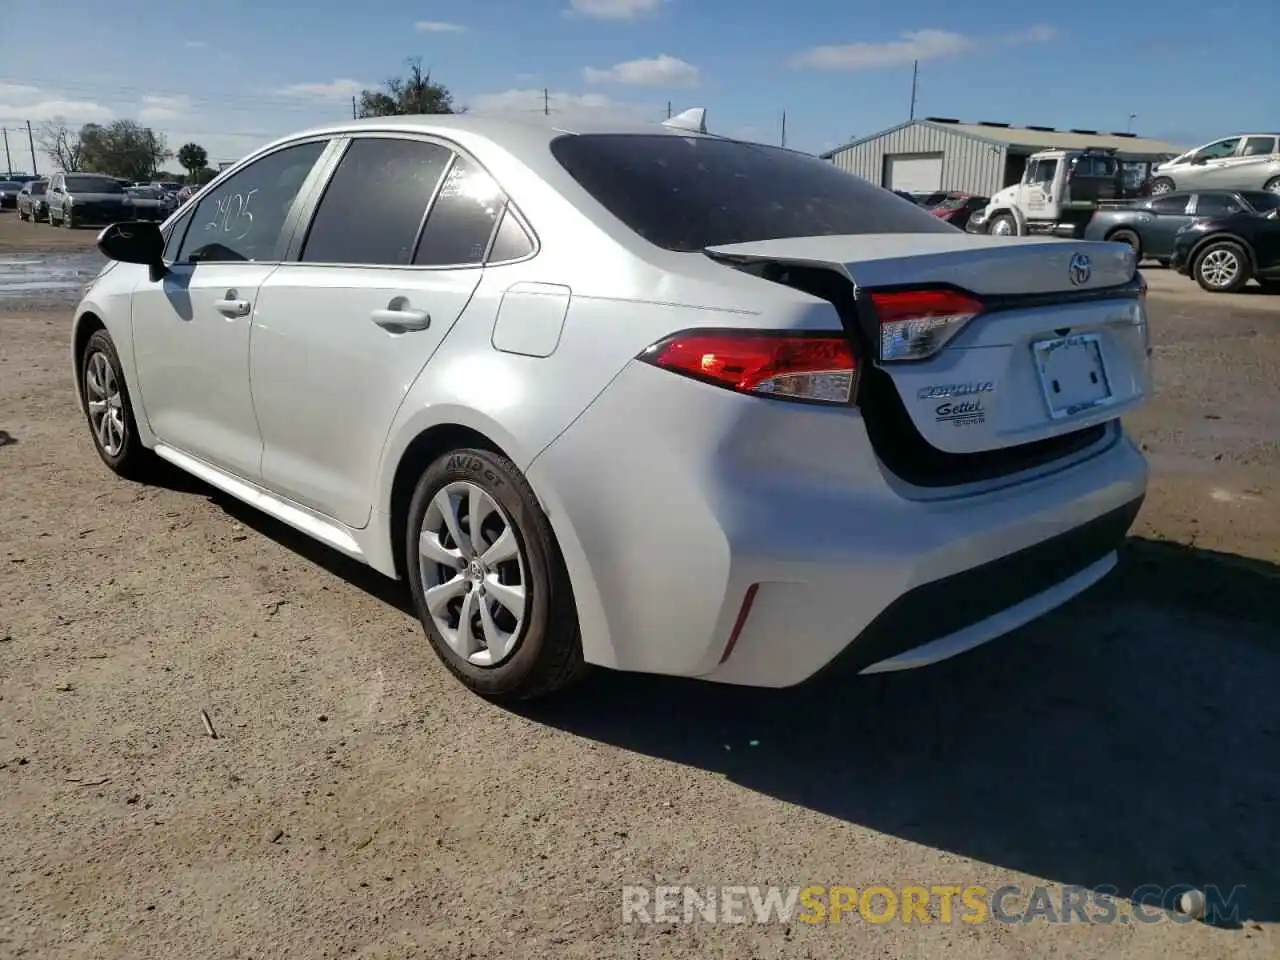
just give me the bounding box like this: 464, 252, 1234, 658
522, 538, 1278, 924
149, 464, 1280, 924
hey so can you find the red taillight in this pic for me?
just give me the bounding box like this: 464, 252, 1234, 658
1137, 272, 1147, 301
869, 288, 983, 362
640, 330, 858, 404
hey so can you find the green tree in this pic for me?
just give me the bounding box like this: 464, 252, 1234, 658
357, 58, 462, 117
177, 142, 209, 183
79, 120, 172, 181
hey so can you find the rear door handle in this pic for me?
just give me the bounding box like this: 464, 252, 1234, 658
371, 307, 431, 333
214, 296, 251, 318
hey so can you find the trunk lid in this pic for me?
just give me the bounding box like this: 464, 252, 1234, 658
705, 233, 1151, 457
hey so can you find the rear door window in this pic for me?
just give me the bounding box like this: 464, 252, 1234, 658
412, 156, 506, 266
1240, 136, 1277, 157
1151, 194, 1191, 215
301, 137, 451, 265
1194, 194, 1244, 218
550, 133, 950, 252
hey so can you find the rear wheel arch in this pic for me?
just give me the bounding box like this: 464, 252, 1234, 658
1190, 233, 1257, 273
388, 424, 508, 583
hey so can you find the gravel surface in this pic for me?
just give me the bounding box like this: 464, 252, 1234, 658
1, 213, 1277, 959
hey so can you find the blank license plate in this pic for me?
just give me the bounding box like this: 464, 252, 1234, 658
1032, 334, 1112, 419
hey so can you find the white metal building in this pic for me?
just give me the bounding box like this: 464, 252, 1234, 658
822, 118, 1189, 196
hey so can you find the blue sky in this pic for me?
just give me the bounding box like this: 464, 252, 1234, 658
0, 0, 1275, 169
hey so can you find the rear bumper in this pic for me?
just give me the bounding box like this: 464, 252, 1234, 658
529, 360, 1149, 687
816, 494, 1142, 677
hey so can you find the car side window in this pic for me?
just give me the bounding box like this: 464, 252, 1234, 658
1194, 194, 1243, 218
1197, 138, 1240, 161
413, 155, 505, 267
1241, 137, 1277, 157
485, 206, 535, 263
176, 141, 326, 264
1151, 195, 1190, 215
163, 210, 194, 262
301, 137, 451, 266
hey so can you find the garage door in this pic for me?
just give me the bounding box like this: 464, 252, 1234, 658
885, 154, 943, 193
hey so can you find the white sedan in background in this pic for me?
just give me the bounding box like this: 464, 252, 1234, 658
72, 112, 1150, 700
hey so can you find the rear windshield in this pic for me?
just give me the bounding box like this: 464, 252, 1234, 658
1242, 192, 1280, 213
1069, 155, 1118, 178
549, 133, 952, 252
65, 175, 125, 193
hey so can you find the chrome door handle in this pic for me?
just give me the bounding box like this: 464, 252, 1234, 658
214, 298, 251, 318
371, 307, 431, 333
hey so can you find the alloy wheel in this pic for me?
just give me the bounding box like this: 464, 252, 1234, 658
84, 350, 126, 457
418, 480, 528, 667
1199, 248, 1240, 288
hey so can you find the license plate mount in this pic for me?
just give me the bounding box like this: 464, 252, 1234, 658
1032, 333, 1113, 420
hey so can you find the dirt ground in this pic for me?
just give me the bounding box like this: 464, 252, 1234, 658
1, 211, 1277, 959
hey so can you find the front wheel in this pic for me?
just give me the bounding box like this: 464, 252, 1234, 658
988, 213, 1016, 237
1149, 178, 1175, 196
1264, 178, 1280, 195
405, 447, 587, 701
79, 330, 156, 479
62, 207, 75, 229
1192, 241, 1251, 293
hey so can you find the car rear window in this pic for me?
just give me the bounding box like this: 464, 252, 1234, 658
1242, 191, 1280, 213
549, 133, 952, 252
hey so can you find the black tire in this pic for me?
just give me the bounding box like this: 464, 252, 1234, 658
1149, 177, 1175, 196
988, 213, 1017, 237
1264, 177, 1280, 195
18, 208, 29, 222
78, 329, 155, 480
405, 447, 587, 701
1192, 240, 1251, 293
62, 207, 74, 229
49, 207, 60, 226
1108, 228, 1142, 260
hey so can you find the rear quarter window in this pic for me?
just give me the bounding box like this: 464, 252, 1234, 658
550, 133, 952, 252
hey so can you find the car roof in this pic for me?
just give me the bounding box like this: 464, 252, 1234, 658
249, 113, 781, 166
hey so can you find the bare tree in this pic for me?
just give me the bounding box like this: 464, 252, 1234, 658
38, 118, 84, 171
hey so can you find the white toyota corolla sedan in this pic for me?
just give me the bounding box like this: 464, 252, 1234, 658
73, 112, 1151, 700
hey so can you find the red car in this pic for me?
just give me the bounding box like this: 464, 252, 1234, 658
929, 193, 990, 229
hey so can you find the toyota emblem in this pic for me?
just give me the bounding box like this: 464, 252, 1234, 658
1068, 253, 1092, 286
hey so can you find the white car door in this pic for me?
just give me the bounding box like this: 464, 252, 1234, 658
250, 136, 523, 528
128, 139, 332, 479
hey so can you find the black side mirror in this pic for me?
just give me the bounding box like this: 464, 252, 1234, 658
98, 221, 166, 281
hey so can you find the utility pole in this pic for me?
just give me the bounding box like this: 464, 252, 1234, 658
909, 60, 919, 120
352, 95, 358, 120
2, 128, 11, 177
1127, 113, 1137, 133
666, 101, 672, 119
543, 88, 550, 116
26, 120, 37, 175
780, 111, 787, 148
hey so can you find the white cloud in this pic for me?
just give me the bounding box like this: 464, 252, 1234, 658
565, 0, 663, 20
415, 20, 466, 32
276, 79, 366, 98
0, 98, 113, 123
790, 25, 1056, 71
137, 94, 190, 123
469, 88, 655, 122
584, 54, 700, 87
0, 83, 41, 101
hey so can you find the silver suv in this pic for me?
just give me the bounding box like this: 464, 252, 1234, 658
1149, 134, 1280, 196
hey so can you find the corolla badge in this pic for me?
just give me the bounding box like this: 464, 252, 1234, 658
917, 381, 994, 400
1068, 253, 1092, 286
